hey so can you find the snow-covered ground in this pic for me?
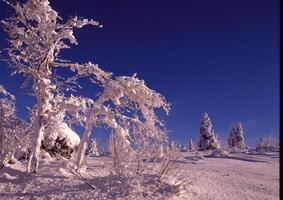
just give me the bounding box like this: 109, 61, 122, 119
0, 151, 279, 200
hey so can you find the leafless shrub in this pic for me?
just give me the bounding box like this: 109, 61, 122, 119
256, 135, 279, 152
107, 132, 135, 180
107, 134, 193, 198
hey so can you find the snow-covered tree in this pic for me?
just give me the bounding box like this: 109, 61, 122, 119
75, 74, 170, 169
0, 85, 25, 168
1, 0, 103, 173
198, 113, 219, 151
85, 138, 99, 157
1, 0, 170, 173
188, 138, 195, 152
227, 122, 245, 151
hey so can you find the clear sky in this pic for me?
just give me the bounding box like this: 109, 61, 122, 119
0, 0, 279, 148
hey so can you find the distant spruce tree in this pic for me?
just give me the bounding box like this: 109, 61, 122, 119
198, 113, 219, 150
86, 138, 99, 157
228, 122, 245, 151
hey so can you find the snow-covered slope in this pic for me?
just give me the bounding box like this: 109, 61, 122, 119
0, 152, 279, 200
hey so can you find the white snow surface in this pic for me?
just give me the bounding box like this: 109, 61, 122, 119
0, 151, 279, 200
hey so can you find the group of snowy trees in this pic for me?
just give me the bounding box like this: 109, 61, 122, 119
0, 0, 170, 174
187, 113, 246, 152
187, 113, 279, 153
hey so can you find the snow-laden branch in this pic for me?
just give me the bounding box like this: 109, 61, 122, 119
0, 85, 15, 101
1, 0, 102, 76
76, 74, 171, 168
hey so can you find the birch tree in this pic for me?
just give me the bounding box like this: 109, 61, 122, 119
75, 74, 170, 169
1, 0, 104, 173
1, 0, 170, 173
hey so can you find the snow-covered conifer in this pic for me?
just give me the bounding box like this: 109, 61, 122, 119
198, 113, 219, 151
227, 122, 245, 151
86, 138, 99, 157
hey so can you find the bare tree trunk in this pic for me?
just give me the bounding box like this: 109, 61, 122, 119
27, 115, 45, 173
28, 57, 52, 173
76, 122, 93, 169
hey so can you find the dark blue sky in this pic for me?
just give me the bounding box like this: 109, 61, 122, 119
0, 0, 279, 147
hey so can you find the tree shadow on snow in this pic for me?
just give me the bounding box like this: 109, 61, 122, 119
203, 155, 272, 164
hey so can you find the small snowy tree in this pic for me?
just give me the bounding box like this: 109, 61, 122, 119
227, 122, 245, 151
75, 74, 170, 169
85, 138, 99, 157
198, 113, 219, 151
188, 138, 195, 152
0, 85, 25, 168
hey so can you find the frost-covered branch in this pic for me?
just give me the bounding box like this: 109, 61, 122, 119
76, 74, 170, 168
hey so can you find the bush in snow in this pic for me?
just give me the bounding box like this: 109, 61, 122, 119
85, 138, 99, 157
209, 148, 229, 157
198, 113, 220, 151
227, 122, 246, 152
255, 136, 279, 152
0, 86, 25, 168
107, 131, 134, 179
106, 133, 192, 198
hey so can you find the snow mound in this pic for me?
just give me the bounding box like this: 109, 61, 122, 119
209, 149, 229, 157
41, 122, 81, 158
1, 173, 18, 180
45, 122, 80, 148
58, 167, 73, 177
54, 122, 80, 147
